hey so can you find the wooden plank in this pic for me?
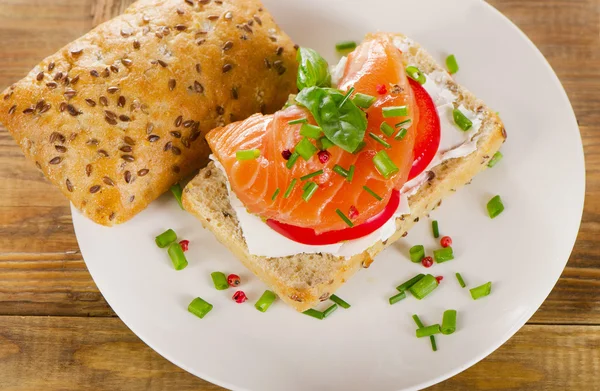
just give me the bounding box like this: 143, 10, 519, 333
0, 254, 114, 317
0, 0, 95, 84
0, 0, 597, 389
0, 316, 598, 391
0, 0, 598, 322
426, 324, 600, 390
488, 0, 600, 129
0, 0, 92, 254
91, 0, 136, 27
0, 316, 221, 391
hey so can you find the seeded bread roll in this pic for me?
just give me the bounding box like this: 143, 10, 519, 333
0, 0, 297, 226
182, 33, 507, 312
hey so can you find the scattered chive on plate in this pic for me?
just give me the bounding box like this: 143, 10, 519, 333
408, 274, 439, 300
455, 272, 467, 288
446, 54, 459, 74
330, 294, 351, 309
487, 195, 505, 218
433, 247, 454, 263
170, 184, 184, 209
255, 290, 277, 312
335, 40, 357, 54
470, 282, 492, 300
188, 297, 213, 319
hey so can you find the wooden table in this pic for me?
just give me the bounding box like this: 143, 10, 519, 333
0, 0, 598, 389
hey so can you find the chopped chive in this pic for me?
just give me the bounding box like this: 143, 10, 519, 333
318, 136, 335, 150
170, 183, 184, 209
352, 140, 366, 154
302, 182, 318, 202
303, 309, 324, 319
335, 208, 354, 227
323, 303, 339, 318
487, 195, 505, 218
413, 314, 437, 351
380, 122, 395, 137
255, 290, 277, 312
441, 309, 457, 335
363, 185, 383, 201
416, 324, 441, 338
271, 188, 280, 201
373, 150, 399, 179
284, 178, 297, 198
382, 105, 408, 118
353, 93, 376, 109
412, 314, 425, 328
286, 151, 300, 169
295, 137, 318, 160
406, 66, 426, 84
433, 247, 454, 263
397, 274, 425, 292
211, 271, 229, 290
453, 108, 473, 131
446, 54, 459, 74
470, 282, 492, 300
369, 132, 392, 148
409, 245, 425, 263
187, 297, 213, 319
487, 151, 503, 168
338, 87, 355, 108
288, 117, 308, 125
395, 128, 408, 140
455, 272, 466, 288
395, 119, 412, 128
168, 242, 188, 270
432, 220, 440, 238
430, 336, 438, 351
347, 165, 355, 183
335, 40, 357, 53
300, 169, 324, 181
236, 149, 261, 160
389, 291, 406, 305
302, 181, 311, 191
155, 229, 177, 248
333, 164, 349, 178
299, 123, 323, 139
408, 274, 439, 300
330, 294, 351, 309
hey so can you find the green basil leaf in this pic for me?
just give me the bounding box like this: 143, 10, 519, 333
296, 87, 367, 153
296, 48, 331, 91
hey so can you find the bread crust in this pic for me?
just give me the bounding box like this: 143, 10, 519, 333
182, 34, 506, 312
0, 0, 297, 226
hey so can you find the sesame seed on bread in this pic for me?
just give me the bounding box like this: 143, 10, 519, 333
182, 33, 506, 312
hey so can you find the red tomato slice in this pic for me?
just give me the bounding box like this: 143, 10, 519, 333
266, 190, 401, 246
407, 78, 441, 180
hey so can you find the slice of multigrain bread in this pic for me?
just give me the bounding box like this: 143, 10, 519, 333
182, 34, 506, 312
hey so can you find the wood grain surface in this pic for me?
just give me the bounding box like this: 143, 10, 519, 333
0, 0, 598, 389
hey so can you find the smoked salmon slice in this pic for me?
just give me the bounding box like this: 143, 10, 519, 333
207, 33, 418, 233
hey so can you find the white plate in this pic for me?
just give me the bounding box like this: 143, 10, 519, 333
72, 0, 585, 390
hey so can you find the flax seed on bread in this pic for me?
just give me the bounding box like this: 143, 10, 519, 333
182, 33, 506, 312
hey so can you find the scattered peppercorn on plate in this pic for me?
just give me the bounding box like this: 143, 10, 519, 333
42, 0, 581, 390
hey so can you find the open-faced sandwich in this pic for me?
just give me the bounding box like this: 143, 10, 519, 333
182, 32, 506, 312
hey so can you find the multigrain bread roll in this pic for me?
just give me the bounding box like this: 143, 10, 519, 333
0, 0, 297, 226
